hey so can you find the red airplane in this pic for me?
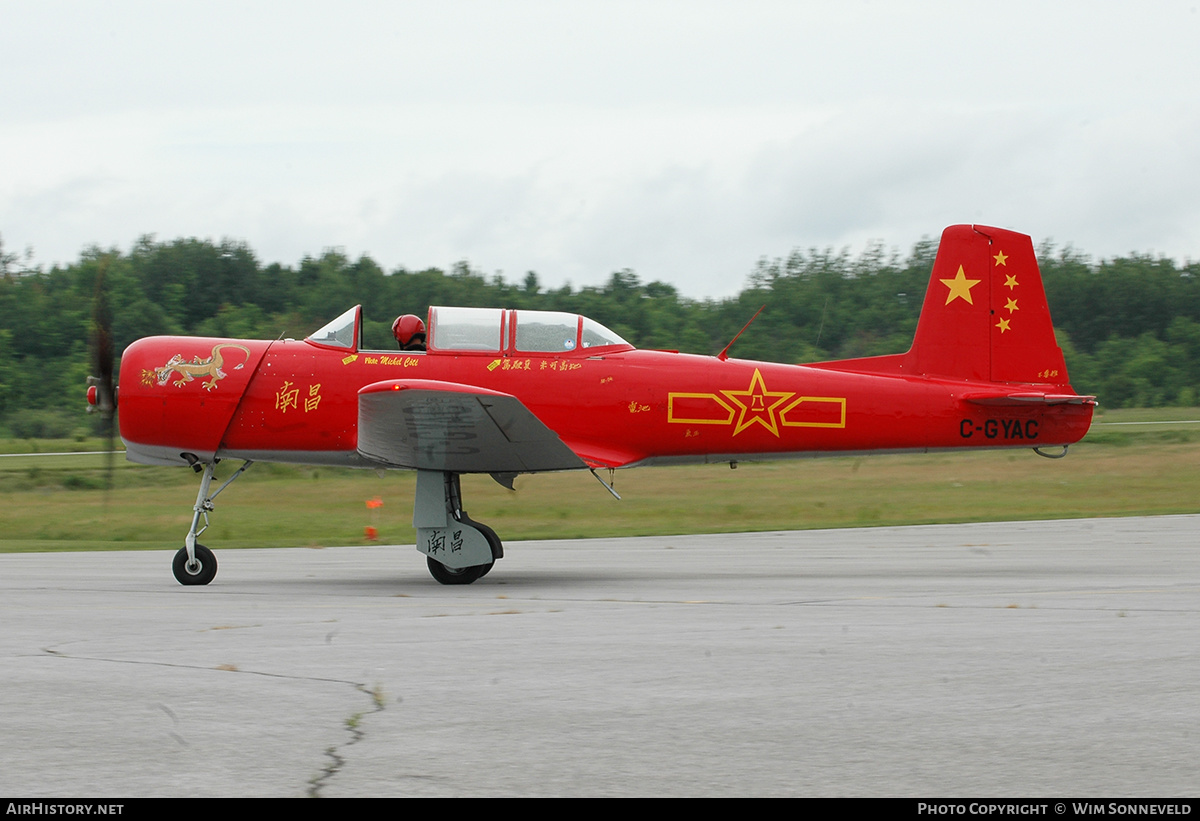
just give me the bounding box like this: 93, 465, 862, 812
95, 224, 1095, 585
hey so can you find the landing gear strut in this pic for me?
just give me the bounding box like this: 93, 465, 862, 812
413, 470, 502, 585
171, 459, 253, 586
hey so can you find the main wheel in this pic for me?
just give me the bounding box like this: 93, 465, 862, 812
476, 525, 502, 578
173, 544, 218, 586
457, 514, 502, 579
427, 555, 492, 585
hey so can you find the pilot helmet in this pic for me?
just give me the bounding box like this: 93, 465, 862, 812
392, 314, 427, 347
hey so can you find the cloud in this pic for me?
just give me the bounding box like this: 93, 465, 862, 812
4, 1, 1200, 295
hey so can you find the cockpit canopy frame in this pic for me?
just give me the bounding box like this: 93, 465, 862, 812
306, 305, 632, 355
428, 307, 633, 355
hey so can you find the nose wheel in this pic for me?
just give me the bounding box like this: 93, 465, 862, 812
171, 459, 253, 586
173, 544, 218, 585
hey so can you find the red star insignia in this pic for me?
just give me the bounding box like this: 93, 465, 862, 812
720, 369, 795, 437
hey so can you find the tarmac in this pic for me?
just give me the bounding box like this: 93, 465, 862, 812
2, 515, 1198, 797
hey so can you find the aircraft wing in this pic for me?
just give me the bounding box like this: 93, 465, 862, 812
357, 379, 588, 473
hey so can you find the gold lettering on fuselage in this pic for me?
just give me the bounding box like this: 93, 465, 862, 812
363, 355, 421, 367
274, 380, 323, 414
275, 380, 300, 413
305, 383, 322, 412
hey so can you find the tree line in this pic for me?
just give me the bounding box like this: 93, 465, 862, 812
1, 232, 1198, 436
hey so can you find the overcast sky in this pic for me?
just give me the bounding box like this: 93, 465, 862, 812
3, 1, 1199, 297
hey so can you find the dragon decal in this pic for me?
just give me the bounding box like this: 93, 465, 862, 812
153, 344, 252, 391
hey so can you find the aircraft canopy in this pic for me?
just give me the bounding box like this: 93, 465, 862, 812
305, 305, 633, 355
428, 307, 633, 354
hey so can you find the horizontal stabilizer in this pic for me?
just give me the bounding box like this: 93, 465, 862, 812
959, 391, 1097, 406
357, 379, 587, 473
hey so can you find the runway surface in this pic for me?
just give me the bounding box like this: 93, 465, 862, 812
2, 516, 1198, 797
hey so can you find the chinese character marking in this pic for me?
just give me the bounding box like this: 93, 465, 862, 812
305, 383, 322, 412
275, 380, 299, 413
427, 531, 446, 555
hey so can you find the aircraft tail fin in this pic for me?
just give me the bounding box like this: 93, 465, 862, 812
901, 224, 1069, 385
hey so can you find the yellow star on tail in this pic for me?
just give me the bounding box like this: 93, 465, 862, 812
940, 265, 981, 305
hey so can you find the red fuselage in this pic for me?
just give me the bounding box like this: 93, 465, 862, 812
117, 331, 1093, 470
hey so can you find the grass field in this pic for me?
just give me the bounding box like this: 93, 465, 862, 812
1, 407, 1197, 553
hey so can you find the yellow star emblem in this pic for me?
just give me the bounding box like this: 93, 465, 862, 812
1004, 274, 1018, 290
940, 265, 981, 305
996, 318, 1012, 333
993, 251, 1008, 266
1005, 298, 1018, 313
720, 369, 794, 437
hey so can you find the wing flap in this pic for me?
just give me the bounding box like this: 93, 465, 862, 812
357, 379, 587, 473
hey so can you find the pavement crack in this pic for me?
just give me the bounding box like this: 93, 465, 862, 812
308, 683, 386, 798
39, 647, 364, 686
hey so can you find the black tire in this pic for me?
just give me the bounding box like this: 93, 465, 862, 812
455, 514, 503, 579
426, 555, 491, 585
476, 523, 503, 578
173, 544, 218, 586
